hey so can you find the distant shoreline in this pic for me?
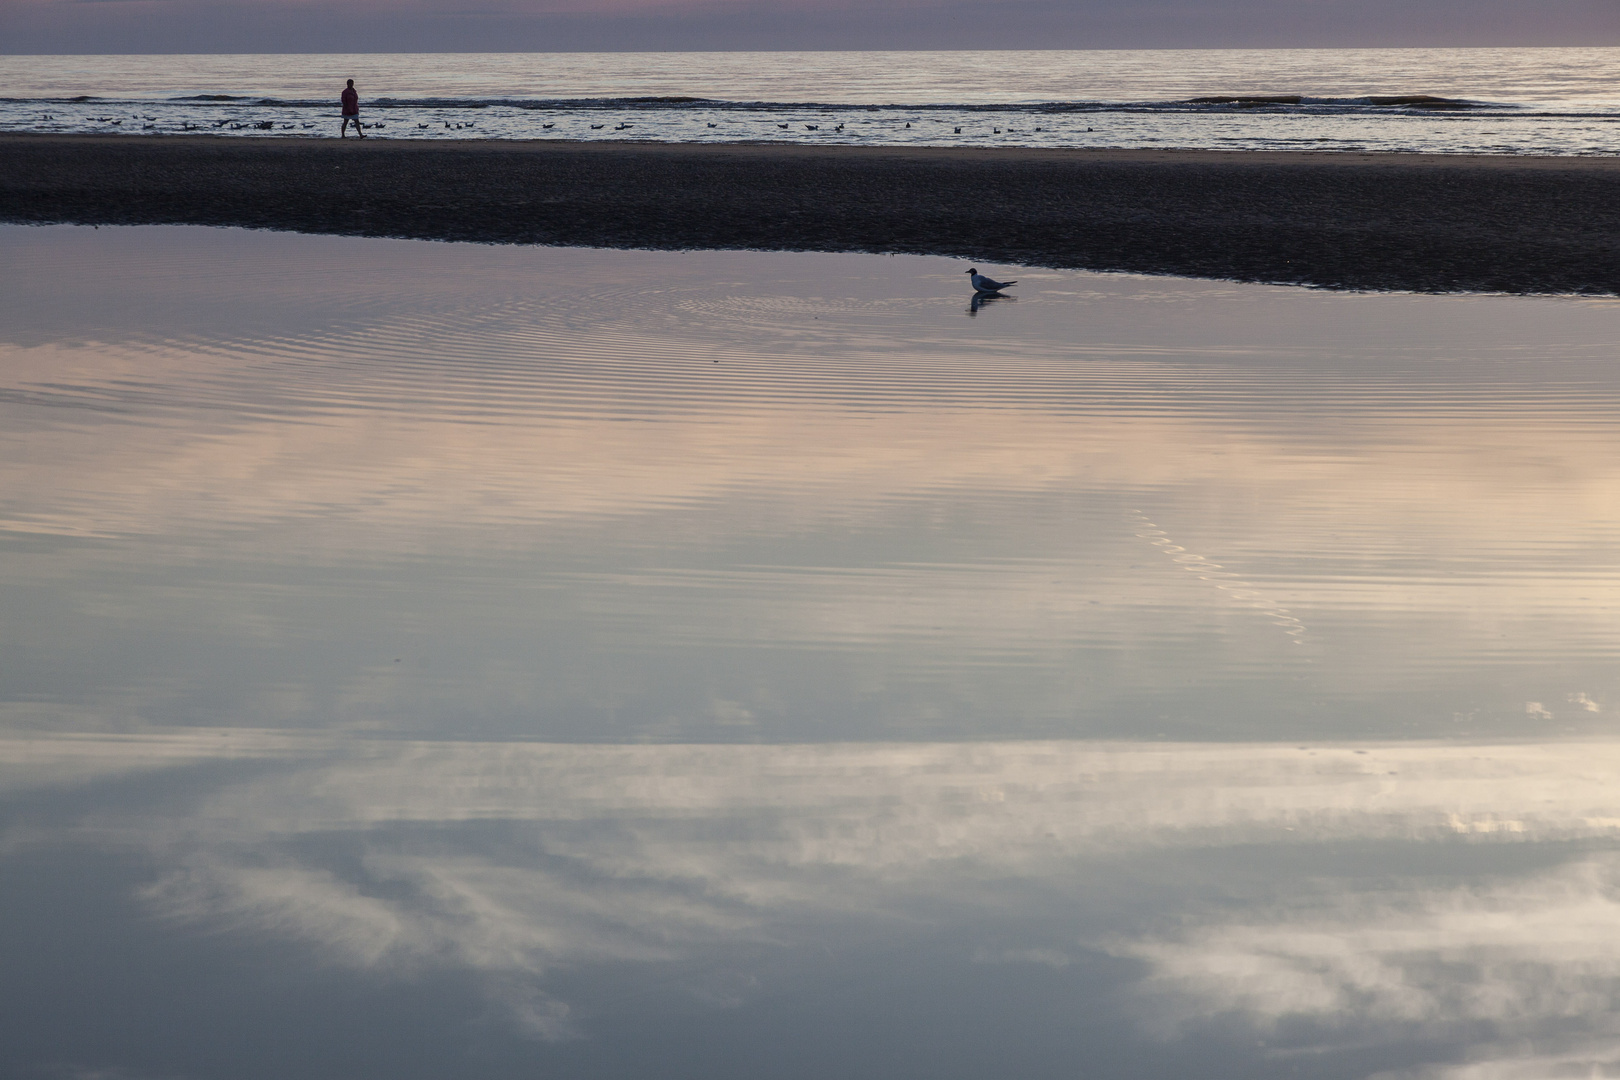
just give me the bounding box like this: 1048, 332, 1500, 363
3, 133, 1618, 294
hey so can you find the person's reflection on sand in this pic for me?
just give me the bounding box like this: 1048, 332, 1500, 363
968, 291, 1015, 316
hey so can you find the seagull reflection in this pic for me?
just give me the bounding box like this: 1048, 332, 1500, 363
968, 291, 1016, 316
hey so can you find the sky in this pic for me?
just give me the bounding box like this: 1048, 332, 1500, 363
2, 0, 1617, 53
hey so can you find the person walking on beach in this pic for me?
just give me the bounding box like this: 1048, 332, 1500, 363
340, 79, 363, 138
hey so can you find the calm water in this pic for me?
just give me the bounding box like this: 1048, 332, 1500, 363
3, 48, 1619, 153
5, 224, 1620, 1078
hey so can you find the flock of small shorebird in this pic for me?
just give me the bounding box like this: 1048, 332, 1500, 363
60, 113, 1091, 138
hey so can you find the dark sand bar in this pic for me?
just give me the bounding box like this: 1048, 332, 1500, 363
4, 133, 1618, 294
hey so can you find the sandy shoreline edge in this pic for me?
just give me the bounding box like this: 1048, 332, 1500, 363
3, 134, 1617, 294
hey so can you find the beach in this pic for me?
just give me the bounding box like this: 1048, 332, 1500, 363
3, 133, 1619, 295
10, 155, 1620, 1076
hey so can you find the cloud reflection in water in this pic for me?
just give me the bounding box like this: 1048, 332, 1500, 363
10, 730, 1620, 1071
7, 227, 1620, 1077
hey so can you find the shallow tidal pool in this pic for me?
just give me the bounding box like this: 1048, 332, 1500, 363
4, 224, 1620, 1080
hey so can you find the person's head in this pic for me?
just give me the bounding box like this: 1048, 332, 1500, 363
346, 79, 354, 88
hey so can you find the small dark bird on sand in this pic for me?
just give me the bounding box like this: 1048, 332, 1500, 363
966, 268, 1017, 293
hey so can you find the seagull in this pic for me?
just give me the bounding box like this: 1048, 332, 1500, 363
805, 124, 818, 130
777, 123, 789, 129
966, 268, 1017, 293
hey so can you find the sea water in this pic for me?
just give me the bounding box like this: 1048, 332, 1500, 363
3, 47, 1619, 153
5, 224, 1620, 1078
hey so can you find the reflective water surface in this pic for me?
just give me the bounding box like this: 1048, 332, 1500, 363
4, 224, 1620, 1079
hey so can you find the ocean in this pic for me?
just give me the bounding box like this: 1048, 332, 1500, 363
4, 47, 1619, 153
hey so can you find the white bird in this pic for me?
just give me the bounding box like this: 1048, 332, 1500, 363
966, 268, 1017, 292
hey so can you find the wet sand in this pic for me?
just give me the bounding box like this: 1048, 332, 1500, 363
3, 133, 1617, 293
